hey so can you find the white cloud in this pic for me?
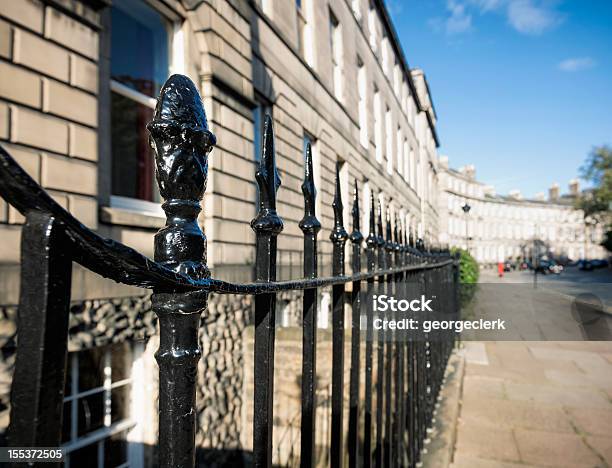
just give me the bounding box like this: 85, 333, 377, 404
428, 0, 472, 35
507, 0, 563, 35
447, 0, 473, 34
429, 0, 564, 36
466, 0, 503, 12
558, 57, 596, 72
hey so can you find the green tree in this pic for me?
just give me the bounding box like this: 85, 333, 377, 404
576, 146, 612, 252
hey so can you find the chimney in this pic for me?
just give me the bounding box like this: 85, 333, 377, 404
459, 164, 476, 180
509, 189, 522, 200
569, 179, 579, 196
484, 185, 495, 196
548, 183, 560, 201
534, 192, 545, 201
439, 155, 449, 169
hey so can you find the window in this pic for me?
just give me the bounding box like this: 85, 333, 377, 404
385, 107, 393, 175
357, 57, 368, 149
381, 34, 389, 74
297, 0, 315, 67
396, 127, 403, 177
403, 138, 409, 182
368, 2, 378, 52
415, 148, 420, 194
373, 88, 382, 163
393, 62, 400, 96
329, 10, 343, 101
61, 342, 144, 467
110, 0, 172, 211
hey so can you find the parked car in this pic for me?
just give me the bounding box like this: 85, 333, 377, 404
590, 259, 609, 269
535, 259, 563, 275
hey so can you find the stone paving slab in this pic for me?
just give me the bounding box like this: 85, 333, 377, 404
504, 381, 611, 409
566, 407, 612, 437
514, 429, 603, 467
454, 423, 521, 463
585, 436, 612, 465
451, 453, 544, 468
460, 397, 574, 433
451, 341, 612, 467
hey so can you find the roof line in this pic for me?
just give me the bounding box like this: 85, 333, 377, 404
374, 0, 440, 147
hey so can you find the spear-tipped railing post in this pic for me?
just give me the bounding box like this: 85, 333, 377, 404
375, 196, 386, 468
299, 143, 320, 468
348, 180, 363, 468
363, 191, 377, 468
383, 208, 394, 467
330, 162, 348, 468
147, 74, 216, 468
251, 115, 283, 468
394, 219, 405, 466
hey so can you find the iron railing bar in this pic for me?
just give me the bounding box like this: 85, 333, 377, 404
299, 143, 320, 468
329, 162, 348, 468
204, 259, 454, 294
251, 115, 283, 468
362, 190, 377, 468
374, 198, 386, 468
347, 181, 363, 468
7, 212, 72, 460
383, 209, 394, 467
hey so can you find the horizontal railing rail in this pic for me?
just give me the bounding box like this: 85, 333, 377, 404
0, 74, 460, 468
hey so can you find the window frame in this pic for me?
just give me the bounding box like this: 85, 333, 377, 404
61, 342, 144, 468
107, 0, 185, 216
329, 9, 343, 101
357, 56, 368, 149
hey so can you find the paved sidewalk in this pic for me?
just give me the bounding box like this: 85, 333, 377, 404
451, 341, 612, 467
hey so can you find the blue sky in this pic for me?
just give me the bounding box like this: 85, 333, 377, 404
389, 0, 612, 197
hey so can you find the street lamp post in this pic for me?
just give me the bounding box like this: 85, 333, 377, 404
462, 202, 471, 252
533, 223, 538, 289
584, 216, 596, 261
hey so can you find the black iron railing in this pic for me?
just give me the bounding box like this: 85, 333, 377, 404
0, 74, 459, 468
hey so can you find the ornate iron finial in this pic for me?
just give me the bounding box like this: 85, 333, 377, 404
147, 74, 216, 280
350, 179, 363, 245
251, 115, 283, 235
147, 74, 215, 467
330, 162, 348, 244
299, 143, 321, 235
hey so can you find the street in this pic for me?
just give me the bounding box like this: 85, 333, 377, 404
460, 267, 612, 341
451, 267, 612, 467
481, 266, 612, 311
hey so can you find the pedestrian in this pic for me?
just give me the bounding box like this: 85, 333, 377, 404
498, 261, 504, 278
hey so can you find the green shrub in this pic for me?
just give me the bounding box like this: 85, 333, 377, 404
451, 248, 479, 308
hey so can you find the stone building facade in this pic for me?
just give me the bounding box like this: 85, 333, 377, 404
0, 0, 440, 465
438, 157, 606, 266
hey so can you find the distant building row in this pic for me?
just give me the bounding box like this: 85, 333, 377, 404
438, 157, 606, 264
